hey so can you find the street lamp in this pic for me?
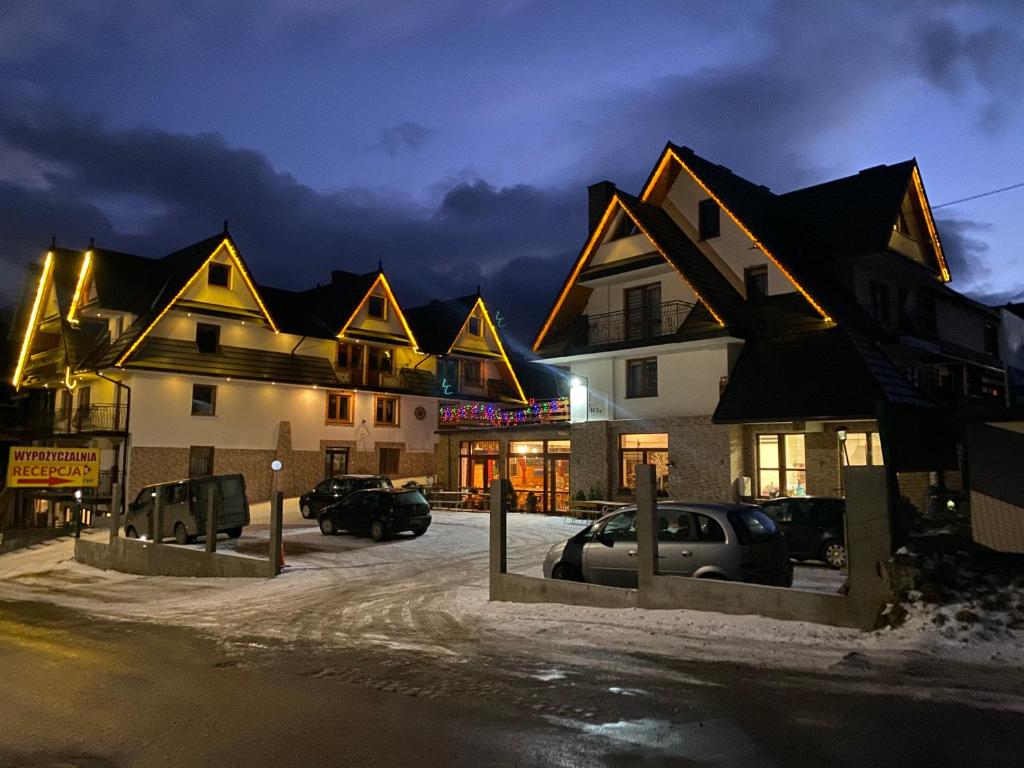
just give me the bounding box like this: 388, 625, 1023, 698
73, 489, 83, 539
569, 374, 588, 424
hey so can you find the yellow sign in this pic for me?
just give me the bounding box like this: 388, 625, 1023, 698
6, 446, 101, 489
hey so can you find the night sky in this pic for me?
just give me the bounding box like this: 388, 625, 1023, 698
2, 1, 1023, 351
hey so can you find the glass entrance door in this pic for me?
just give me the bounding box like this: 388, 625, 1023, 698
547, 457, 570, 512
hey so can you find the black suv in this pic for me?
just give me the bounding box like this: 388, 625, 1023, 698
318, 488, 431, 542
760, 496, 846, 569
300, 475, 392, 519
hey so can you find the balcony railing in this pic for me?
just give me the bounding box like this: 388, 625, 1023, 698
439, 397, 570, 429
585, 300, 693, 347
27, 404, 128, 435
861, 301, 938, 337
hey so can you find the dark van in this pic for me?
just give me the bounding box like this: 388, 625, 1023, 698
125, 474, 250, 545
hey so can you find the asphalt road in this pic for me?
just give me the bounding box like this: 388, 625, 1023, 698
2, 599, 1023, 768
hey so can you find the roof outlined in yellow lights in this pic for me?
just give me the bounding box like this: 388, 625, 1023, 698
12, 252, 55, 389
115, 238, 278, 367
337, 272, 420, 350
449, 296, 527, 404
66, 250, 93, 325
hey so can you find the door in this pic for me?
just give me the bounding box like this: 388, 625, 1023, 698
656, 509, 699, 577
469, 458, 496, 492
325, 448, 349, 479
583, 511, 638, 587
162, 482, 190, 540
546, 457, 570, 513
779, 498, 817, 558
189, 446, 214, 477
624, 284, 661, 340
692, 512, 729, 576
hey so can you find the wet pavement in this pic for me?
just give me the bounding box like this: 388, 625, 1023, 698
2, 599, 1022, 767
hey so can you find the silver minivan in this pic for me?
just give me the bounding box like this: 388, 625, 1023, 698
543, 503, 792, 588
124, 474, 250, 544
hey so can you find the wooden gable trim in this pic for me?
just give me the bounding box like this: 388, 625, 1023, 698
457, 297, 527, 403
641, 146, 832, 323
66, 249, 93, 325
336, 272, 419, 349
909, 165, 951, 282
115, 238, 278, 367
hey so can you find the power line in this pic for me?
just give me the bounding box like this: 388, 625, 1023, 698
932, 180, 1024, 210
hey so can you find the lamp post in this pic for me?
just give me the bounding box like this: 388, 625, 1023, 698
270, 460, 284, 574
73, 489, 82, 539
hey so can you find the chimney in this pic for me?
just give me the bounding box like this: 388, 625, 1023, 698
588, 181, 617, 234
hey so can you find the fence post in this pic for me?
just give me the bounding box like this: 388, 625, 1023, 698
489, 478, 510, 595
108, 481, 120, 544
270, 491, 284, 575
152, 492, 163, 545
635, 464, 658, 599
205, 490, 217, 554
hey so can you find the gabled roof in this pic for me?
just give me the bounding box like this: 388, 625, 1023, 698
405, 295, 479, 356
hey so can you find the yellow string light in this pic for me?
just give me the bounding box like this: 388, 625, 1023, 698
337, 272, 419, 350
13, 252, 54, 389
66, 250, 93, 325
911, 165, 951, 282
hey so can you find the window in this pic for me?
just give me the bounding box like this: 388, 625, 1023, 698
188, 446, 214, 476
626, 357, 658, 398
208, 262, 231, 288
439, 358, 458, 393
698, 198, 720, 240
462, 359, 483, 387
325, 391, 353, 424
379, 447, 401, 475
374, 395, 399, 426
195, 323, 220, 354
984, 323, 1000, 358
624, 284, 662, 339
869, 280, 891, 326
744, 265, 768, 297
695, 514, 727, 543
619, 433, 669, 493
191, 384, 217, 416
843, 431, 884, 466
756, 434, 806, 498
657, 510, 695, 542
600, 511, 637, 542
368, 295, 387, 319
336, 342, 363, 369
468, 316, 483, 337
367, 346, 392, 373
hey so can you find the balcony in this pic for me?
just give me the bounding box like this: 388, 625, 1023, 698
862, 301, 938, 338
585, 300, 693, 347
25, 404, 128, 436
438, 397, 570, 430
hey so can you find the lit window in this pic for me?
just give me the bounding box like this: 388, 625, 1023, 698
195, 323, 220, 354
325, 392, 353, 424
208, 262, 231, 288
191, 384, 217, 416
626, 358, 657, 398
843, 432, 884, 466
368, 295, 387, 319
374, 395, 399, 426
468, 316, 483, 337
757, 434, 806, 498
619, 433, 669, 494
336, 342, 362, 369
698, 199, 720, 240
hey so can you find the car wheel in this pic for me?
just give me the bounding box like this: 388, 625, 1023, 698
411, 526, 427, 537
552, 563, 582, 581
369, 519, 387, 542
319, 517, 337, 536
301, 504, 312, 519
823, 541, 847, 570
226, 527, 243, 540
125, 526, 138, 539
173, 523, 190, 545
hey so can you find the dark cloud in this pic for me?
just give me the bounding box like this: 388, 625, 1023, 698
376, 122, 437, 156
0, 97, 580, 347
936, 216, 993, 286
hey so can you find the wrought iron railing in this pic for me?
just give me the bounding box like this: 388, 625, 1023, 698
32, 404, 128, 435
585, 300, 693, 346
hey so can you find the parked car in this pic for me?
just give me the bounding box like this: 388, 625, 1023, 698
760, 496, 846, 569
124, 474, 250, 544
299, 475, 392, 519
318, 488, 431, 542
543, 502, 792, 588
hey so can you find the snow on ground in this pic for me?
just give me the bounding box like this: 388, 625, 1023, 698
1, 504, 1022, 675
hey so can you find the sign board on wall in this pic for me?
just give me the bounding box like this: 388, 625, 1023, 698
5, 446, 101, 488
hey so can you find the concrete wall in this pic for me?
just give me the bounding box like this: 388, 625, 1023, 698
488, 467, 892, 630
75, 536, 274, 578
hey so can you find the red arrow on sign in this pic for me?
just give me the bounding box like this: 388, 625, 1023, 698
13, 476, 74, 487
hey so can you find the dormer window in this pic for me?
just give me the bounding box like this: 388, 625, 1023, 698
368, 295, 387, 319
744, 265, 768, 297
698, 199, 720, 240
468, 316, 483, 337
196, 323, 220, 353
208, 262, 231, 288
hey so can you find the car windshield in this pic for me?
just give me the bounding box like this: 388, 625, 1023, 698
393, 490, 427, 506
728, 507, 781, 544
